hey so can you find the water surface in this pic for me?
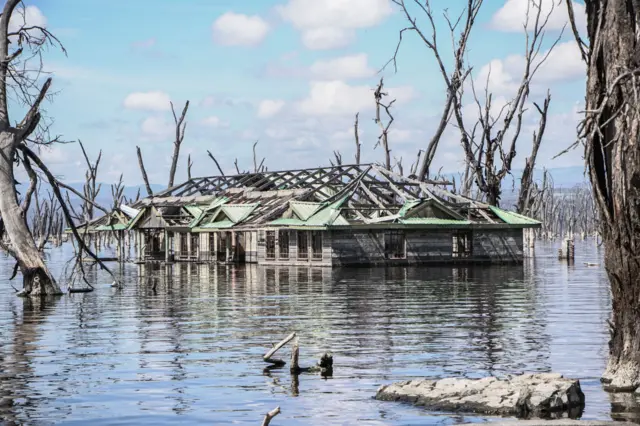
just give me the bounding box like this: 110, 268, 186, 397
0, 240, 624, 425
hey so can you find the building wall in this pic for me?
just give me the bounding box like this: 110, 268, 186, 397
138, 227, 525, 266
330, 228, 524, 266
257, 229, 332, 266
472, 228, 523, 263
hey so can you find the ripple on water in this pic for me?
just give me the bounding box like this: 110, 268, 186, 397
0, 240, 630, 425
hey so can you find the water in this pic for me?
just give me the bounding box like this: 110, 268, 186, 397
0, 240, 625, 425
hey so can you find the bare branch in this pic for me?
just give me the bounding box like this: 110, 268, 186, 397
354, 112, 361, 165
168, 100, 189, 188
207, 150, 225, 176
136, 145, 153, 197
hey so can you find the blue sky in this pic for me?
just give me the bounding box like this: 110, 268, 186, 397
19, 0, 587, 186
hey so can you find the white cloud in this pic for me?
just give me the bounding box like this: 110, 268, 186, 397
9, 5, 47, 33
140, 116, 173, 140
124, 91, 171, 111
257, 99, 286, 118
212, 12, 270, 46
200, 115, 230, 128
490, 0, 586, 33
535, 41, 584, 82
277, 0, 392, 49
297, 80, 415, 116
301, 27, 353, 50
474, 41, 584, 97
309, 53, 375, 80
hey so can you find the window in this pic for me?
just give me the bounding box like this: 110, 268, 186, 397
190, 234, 199, 256
311, 231, 323, 260
209, 233, 215, 259
266, 231, 276, 260
453, 230, 472, 258
180, 233, 188, 253
279, 230, 290, 259
298, 231, 309, 260
384, 230, 406, 259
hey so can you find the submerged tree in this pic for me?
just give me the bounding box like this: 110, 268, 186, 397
566, 0, 640, 391
0, 0, 63, 295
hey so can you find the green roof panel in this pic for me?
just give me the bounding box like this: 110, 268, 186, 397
489, 206, 541, 225
221, 203, 260, 223
290, 201, 324, 221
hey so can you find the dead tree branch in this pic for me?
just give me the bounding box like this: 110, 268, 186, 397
168, 100, 189, 188
373, 78, 395, 171
136, 145, 153, 197
354, 112, 361, 164
207, 150, 225, 176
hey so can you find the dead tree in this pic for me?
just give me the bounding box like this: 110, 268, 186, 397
253, 140, 266, 172
516, 92, 550, 215
79, 141, 101, 221
136, 146, 153, 197
387, 0, 480, 180
565, 0, 640, 391
207, 150, 225, 176
354, 112, 361, 164
373, 78, 394, 171
168, 100, 189, 188
0, 1, 65, 295
454, 2, 558, 206
186, 154, 193, 180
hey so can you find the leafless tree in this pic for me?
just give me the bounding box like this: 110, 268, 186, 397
252, 140, 266, 173
354, 112, 361, 164
0, 0, 66, 295
168, 100, 189, 188
186, 153, 193, 180
565, 0, 640, 391
136, 145, 153, 196
389, 0, 558, 207
386, 0, 480, 180
373, 78, 394, 171
207, 150, 225, 176
456, 2, 558, 206
78, 140, 101, 221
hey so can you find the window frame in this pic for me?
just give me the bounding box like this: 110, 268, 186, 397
265, 230, 276, 260
383, 230, 406, 259
278, 230, 290, 259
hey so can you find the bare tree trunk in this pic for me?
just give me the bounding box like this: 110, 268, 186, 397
354, 112, 361, 165
0, 137, 60, 295
569, 0, 640, 391
374, 78, 394, 171
168, 100, 189, 188
517, 93, 550, 214
136, 146, 153, 197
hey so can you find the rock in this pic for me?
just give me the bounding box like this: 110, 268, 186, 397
375, 373, 585, 419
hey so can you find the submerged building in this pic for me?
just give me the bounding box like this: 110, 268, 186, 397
79, 164, 540, 266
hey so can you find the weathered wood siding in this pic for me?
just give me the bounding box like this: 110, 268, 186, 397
406, 229, 454, 262
472, 228, 523, 263
330, 228, 523, 266
330, 230, 386, 265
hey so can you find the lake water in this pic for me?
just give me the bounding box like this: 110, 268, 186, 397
0, 240, 632, 425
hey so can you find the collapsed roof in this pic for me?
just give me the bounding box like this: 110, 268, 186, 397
79, 164, 541, 232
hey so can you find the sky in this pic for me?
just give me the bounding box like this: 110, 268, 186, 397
16, 0, 587, 186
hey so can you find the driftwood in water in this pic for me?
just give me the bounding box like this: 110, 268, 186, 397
263, 332, 296, 366
261, 406, 280, 426
290, 338, 300, 374
69, 288, 94, 293
263, 332, 333, 378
